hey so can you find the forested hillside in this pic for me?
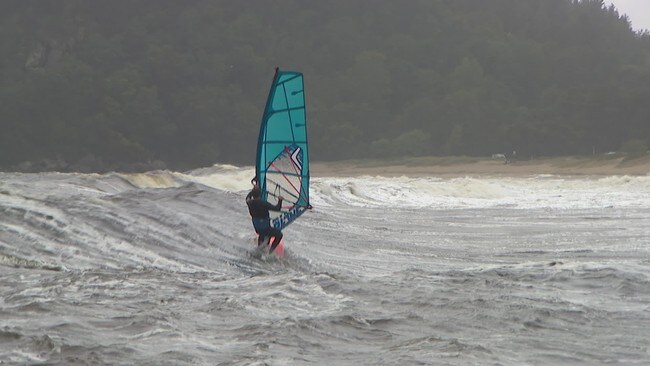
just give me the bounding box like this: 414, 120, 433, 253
1, 0, 649, 171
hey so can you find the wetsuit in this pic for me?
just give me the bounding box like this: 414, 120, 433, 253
246, 191, 283, 252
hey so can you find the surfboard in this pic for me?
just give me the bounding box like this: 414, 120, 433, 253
254, 68, 311, 257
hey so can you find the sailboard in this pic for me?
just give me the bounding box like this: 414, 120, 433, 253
255, 68, 310, 256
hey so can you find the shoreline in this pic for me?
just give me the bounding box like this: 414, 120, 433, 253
311, 155, 650, 177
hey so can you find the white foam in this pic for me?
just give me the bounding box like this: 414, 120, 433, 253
118, 171, 181, 189
178, 166, 650, 210
175, 165, 255, 192
310, 175, 650, 210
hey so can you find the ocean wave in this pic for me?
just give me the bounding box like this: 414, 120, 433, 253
310, 175, 650, 209
1, 168, 648, 365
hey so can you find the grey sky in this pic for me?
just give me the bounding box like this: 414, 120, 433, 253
607, 0, 650, 31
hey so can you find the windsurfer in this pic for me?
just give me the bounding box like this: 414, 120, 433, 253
246, 180, 284, 253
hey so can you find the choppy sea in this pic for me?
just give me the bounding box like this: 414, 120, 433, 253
1, 166, 649, 365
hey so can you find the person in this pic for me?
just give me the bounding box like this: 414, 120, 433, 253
246, 179, 284, 253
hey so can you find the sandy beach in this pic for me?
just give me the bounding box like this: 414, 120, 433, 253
312, 155, 650, 177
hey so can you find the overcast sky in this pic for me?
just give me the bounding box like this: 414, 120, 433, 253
607, 0, 650, 31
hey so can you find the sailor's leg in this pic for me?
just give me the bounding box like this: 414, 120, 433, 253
268, 229, 283, 253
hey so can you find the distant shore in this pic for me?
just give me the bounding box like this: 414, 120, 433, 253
312, 155, 650, 177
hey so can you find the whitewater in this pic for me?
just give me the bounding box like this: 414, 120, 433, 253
1, 165, 649, 365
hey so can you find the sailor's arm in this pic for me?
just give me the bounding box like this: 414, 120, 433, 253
268, 196, 283, 211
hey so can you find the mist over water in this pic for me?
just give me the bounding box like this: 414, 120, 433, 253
1, 166, 649, 365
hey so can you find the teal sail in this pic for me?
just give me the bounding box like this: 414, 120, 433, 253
256, 68, 310, 230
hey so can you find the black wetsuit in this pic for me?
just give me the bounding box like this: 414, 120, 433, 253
246, 191, 283, 251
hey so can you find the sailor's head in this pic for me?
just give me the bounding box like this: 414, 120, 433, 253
251, 176, 259, 187
251, 187, 262, 199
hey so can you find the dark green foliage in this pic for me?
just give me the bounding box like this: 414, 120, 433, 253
0, 0, 649, 171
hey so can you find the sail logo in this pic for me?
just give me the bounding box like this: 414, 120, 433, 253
291, 147, 303, 171
272, 206, 306, 229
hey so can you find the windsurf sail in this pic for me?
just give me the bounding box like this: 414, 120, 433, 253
256, 68, 310, 230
